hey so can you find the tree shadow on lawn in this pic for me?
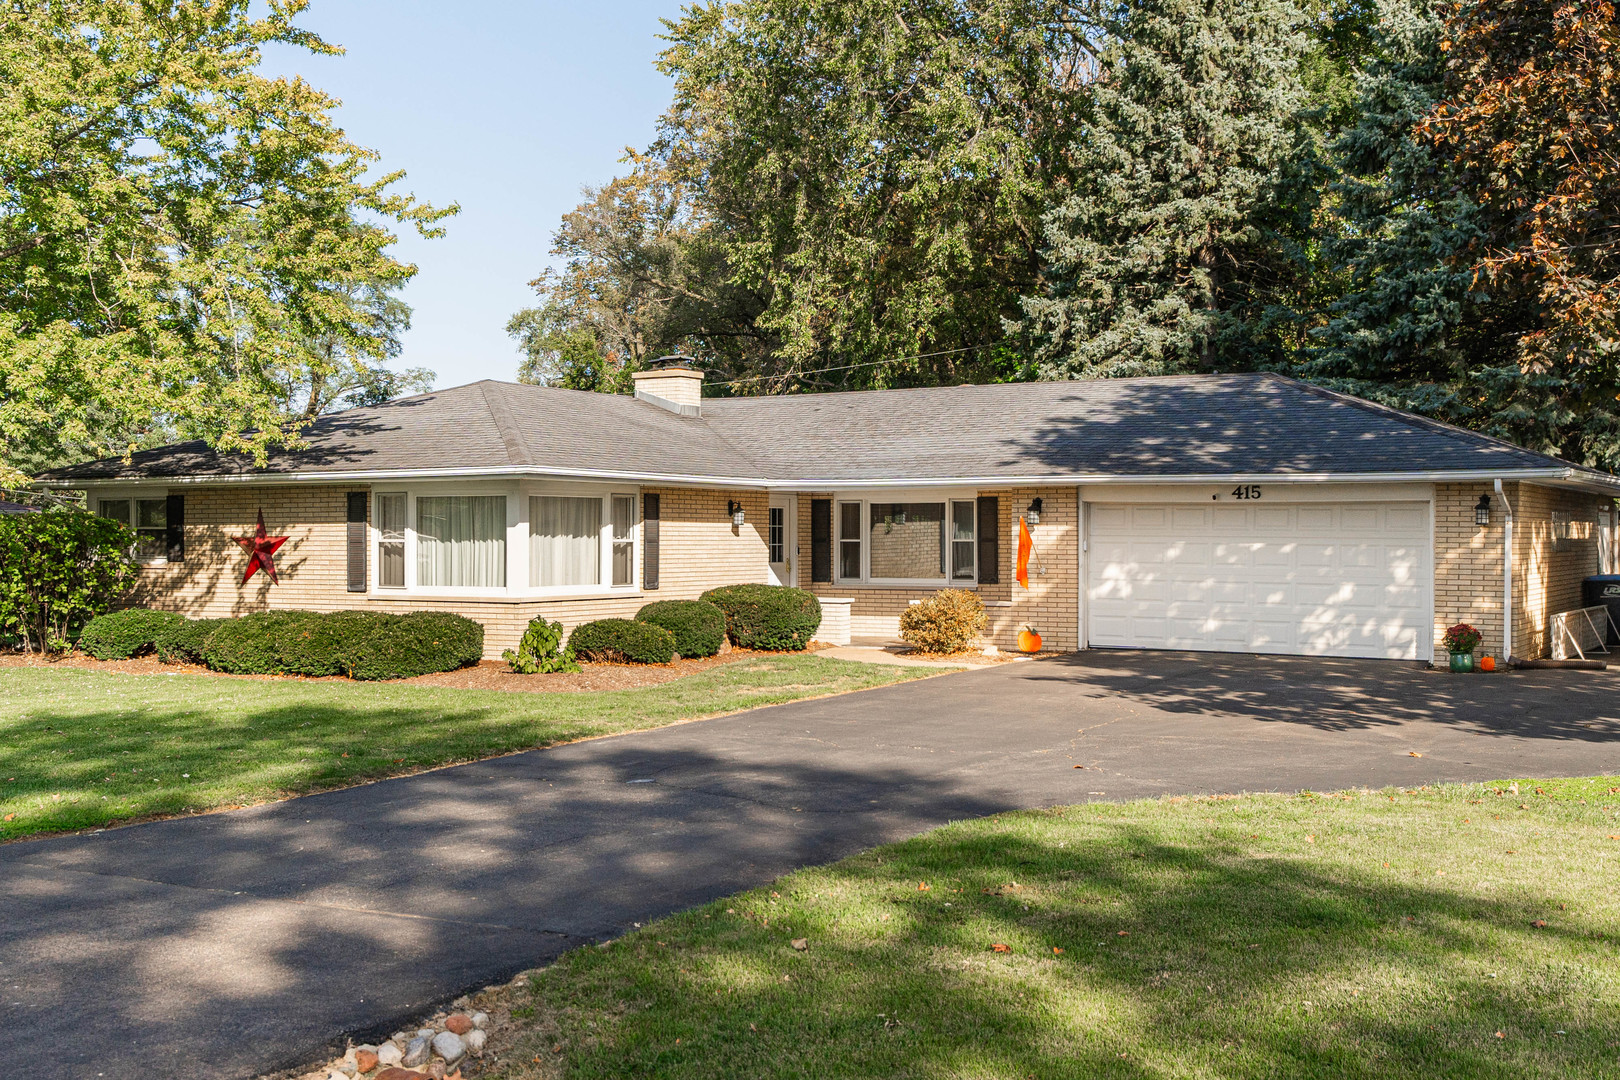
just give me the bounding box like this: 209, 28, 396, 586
520, 814, 1620, 1080
1016, 650, 1620, 741
0, 659, 912, 838
0, 738, 1021, 1078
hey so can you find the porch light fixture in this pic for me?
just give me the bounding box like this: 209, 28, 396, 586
727, 500, 746, 527
1475, 493, 1491, 527
1026, 497, 1044, 526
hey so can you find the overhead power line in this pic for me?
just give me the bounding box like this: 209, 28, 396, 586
705, 341, 1011, 390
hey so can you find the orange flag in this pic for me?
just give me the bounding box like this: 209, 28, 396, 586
1016, 516, 1033, 588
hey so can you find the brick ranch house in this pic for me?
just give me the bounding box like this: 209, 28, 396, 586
38, 364, 1620, 664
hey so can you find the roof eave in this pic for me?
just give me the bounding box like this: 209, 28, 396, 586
35, 465, 1620, 493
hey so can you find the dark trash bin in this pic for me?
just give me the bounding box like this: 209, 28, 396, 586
1581, 575, 1620, 645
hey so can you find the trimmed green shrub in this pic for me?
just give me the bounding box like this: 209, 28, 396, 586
78, 608, 185, 660
156, 618, 226, 665
700, 584, 821, 650
346, 610, 484, 681
278, 610, 390, 676
0, 509, 138, 652
201, 611, 301, 674
635, 599, 726, 659
568, 618, 676, 665
503, 617, 579, 674
899, 588, 987, 654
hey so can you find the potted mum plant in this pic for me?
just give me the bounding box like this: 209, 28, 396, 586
1441, 622, 1482, 673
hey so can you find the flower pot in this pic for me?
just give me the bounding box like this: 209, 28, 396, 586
1449, 651, 1475, 673
1017, 628, 1043, 653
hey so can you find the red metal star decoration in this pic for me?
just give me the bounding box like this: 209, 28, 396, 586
233, 509, 289, 585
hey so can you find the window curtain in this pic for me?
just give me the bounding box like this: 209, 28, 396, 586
416, 496, 506, 587
531, 496, 601, 587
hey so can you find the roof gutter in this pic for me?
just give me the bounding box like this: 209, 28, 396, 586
35, 465, 1620, 494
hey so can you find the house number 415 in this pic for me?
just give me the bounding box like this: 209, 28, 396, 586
1231, 485, 1262, 500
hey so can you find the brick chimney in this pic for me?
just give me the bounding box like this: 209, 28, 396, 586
631, 355, 704, 416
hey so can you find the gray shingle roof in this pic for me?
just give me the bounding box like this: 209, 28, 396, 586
37, 373, 1618, 487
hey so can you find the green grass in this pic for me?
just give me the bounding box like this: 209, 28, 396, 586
493, 779, 1620, 1080
0, 656, 939, 839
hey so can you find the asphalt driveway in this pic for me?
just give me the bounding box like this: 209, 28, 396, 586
5, 650, 1620, 1078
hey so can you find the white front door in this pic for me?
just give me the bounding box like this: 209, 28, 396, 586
767, 497, 795, 586
1087, 500, 1432, 659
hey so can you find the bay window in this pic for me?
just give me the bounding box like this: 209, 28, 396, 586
416, 496, 506, 588
835, 495, 978, 585
365, 484, 641, 595
531, 496, 601, 587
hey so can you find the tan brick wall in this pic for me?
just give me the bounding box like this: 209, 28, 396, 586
1512, 483, 1604, 658
795, 487, 1078, 651
126, 483, 772, 659
1433, 482, 1505, 660
1432, 481, 1610, 660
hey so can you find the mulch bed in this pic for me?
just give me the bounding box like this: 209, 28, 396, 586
0, 643, 834, 694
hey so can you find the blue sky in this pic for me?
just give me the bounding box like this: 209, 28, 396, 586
263, 1, 682, 389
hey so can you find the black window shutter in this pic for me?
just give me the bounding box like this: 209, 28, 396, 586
643, 492, 660, 590
811, 499, 832, 583
976, 496, 999, 585
346, 492, 368, 593
165, 494, 185, 563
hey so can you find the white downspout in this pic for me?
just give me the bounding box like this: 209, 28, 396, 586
1495, 479, 1514, 661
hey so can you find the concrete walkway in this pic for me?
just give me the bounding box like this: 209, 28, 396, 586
4, 650, 1620, 1079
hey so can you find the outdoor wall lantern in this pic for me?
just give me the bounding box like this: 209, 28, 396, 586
1026, 497, 1044, 526
1475, 493, 1491, 527
727, 500, 746, 527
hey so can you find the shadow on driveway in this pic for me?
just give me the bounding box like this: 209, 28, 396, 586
3, 650, 1619, 1078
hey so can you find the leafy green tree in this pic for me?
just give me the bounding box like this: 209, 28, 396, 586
517, 0, 1100, 393
0, 0, 454, 483
0, 509, 137, 652
1020, 0, 1312, 378
509, 162, 761, 392
1420, 0, 1620, 465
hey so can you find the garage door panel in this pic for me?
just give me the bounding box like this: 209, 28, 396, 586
1254, 544, 1295, 566
1385, 507, 1427, 532
1088, 500, 1430, 660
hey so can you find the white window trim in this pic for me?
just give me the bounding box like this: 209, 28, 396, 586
368, 480, 642, 599
833, 489, 980, 588
93, 487, 170, 566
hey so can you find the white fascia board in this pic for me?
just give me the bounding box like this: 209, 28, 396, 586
40, 465, 775, 491
40, 465, 1620, 494
766, 468, 1620, 491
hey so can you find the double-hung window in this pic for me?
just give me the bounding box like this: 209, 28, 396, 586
835, 497, 977, 585
97, 497, 168, 561
611, 494, 636, 587
417, 495, 506, 588
529, 491, 638, 590
375, 493, 406, 588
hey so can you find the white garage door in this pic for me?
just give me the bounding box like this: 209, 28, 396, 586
1087, 501, 1430, 659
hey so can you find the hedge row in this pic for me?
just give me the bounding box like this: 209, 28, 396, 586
75, 608, 483, 680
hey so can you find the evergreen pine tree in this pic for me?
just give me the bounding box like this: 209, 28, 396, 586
1020, 0, 1310, 378
1299, 0, 1620, 467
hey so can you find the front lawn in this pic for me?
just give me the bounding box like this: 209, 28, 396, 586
490, 779, 1620, 1079
0, 656, 940, 839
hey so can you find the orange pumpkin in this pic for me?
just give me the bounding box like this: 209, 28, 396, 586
1479, 654, 1496, 672
1017, 628, 1043, 653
